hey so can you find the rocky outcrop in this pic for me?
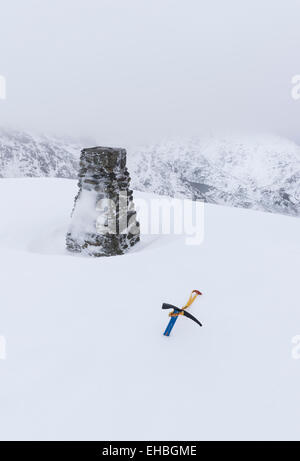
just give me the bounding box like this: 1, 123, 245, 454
66, 147, 140, 257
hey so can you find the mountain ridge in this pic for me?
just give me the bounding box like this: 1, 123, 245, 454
0, 127, 299, 216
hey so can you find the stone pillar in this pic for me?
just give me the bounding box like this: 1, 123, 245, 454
66, 146, 140, 256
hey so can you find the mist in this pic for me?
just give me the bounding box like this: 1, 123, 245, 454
0, 0, 300, 147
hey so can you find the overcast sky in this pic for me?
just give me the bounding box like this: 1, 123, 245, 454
0, 0, 300, 147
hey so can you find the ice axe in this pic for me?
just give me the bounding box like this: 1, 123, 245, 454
162, 290, 203, 337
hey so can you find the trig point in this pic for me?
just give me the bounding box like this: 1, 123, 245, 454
66, 146, 140, 256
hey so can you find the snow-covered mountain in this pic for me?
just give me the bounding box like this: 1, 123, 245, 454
0, 127, 80, 179
0, 127, 299, 216
0, 178, 299, 440
129, 135, 300, 217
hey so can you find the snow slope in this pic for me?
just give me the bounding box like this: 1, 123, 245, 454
0, 178, 299, 441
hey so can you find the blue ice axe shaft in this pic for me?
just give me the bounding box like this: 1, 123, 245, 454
163, 309, 180, 337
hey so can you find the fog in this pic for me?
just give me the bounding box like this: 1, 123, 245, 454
0, 0, 300, 147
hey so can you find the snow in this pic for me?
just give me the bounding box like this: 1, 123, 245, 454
68, 188, 99, 245
0, 178, 300, 441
